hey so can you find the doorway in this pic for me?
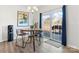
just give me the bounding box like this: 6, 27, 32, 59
41, 7, 64, 47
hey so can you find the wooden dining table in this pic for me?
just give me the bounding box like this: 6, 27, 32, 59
20, 29, 42, 52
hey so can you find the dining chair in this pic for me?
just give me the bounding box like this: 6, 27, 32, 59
34, 30, 42, 45
16, 29, 35, 48
24, 30, 35, 47
15, 29, 28, 48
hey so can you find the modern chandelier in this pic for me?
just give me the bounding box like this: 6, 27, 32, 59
27, 6, 38, 12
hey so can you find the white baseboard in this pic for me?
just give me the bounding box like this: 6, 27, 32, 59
67, 45, 79, 50
0, 39, 7, 42
0, 38, 16, 43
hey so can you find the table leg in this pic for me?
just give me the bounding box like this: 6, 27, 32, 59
32, 31, 35, 52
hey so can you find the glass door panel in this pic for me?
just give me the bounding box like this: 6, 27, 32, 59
42, 14, 51, 39
51, 9, 62, 43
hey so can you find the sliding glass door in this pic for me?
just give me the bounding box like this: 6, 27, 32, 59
42, 7, 63, 43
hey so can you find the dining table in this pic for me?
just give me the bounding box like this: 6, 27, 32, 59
20, 29, 42, 52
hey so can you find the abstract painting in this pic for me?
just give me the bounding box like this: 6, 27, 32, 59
17, 11, 29, 27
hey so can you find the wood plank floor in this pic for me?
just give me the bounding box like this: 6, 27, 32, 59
0, 40, 79, 53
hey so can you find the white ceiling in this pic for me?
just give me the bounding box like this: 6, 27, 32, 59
26, 5, 62, 13
32, 5, 62, 13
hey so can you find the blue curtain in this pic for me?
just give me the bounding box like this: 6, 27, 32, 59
62, 5, 67, 46
39, 13, 42, 28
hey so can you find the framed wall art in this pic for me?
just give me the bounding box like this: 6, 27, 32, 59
17, 11, 29, 27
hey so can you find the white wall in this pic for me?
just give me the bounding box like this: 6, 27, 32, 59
66, 6, 79, 49
0, 5, 29, 42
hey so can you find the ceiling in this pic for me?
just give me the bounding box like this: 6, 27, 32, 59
32, 5, 62, 13
26, 5, 62, 13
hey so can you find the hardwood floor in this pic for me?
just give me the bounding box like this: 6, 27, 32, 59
0, 39, 79, 53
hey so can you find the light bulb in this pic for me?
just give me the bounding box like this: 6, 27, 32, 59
27, 6, 31, 12
27, 6, 31, 10
32, 10, 34, 12
33, 6, 38, 11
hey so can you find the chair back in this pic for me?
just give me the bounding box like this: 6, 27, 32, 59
16, 29, 22, 35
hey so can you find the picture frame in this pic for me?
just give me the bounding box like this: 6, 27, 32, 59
17, 11, 29, 27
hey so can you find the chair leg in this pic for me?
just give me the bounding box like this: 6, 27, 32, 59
35, 35, 41, 46
27, 36, 33, 43
15, 36, 18, 46
38, 36, 41, 46
24, 36, 33, 47
22, 35, 25, 48
35, 36, 38, 41
24, 37, 29, 47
